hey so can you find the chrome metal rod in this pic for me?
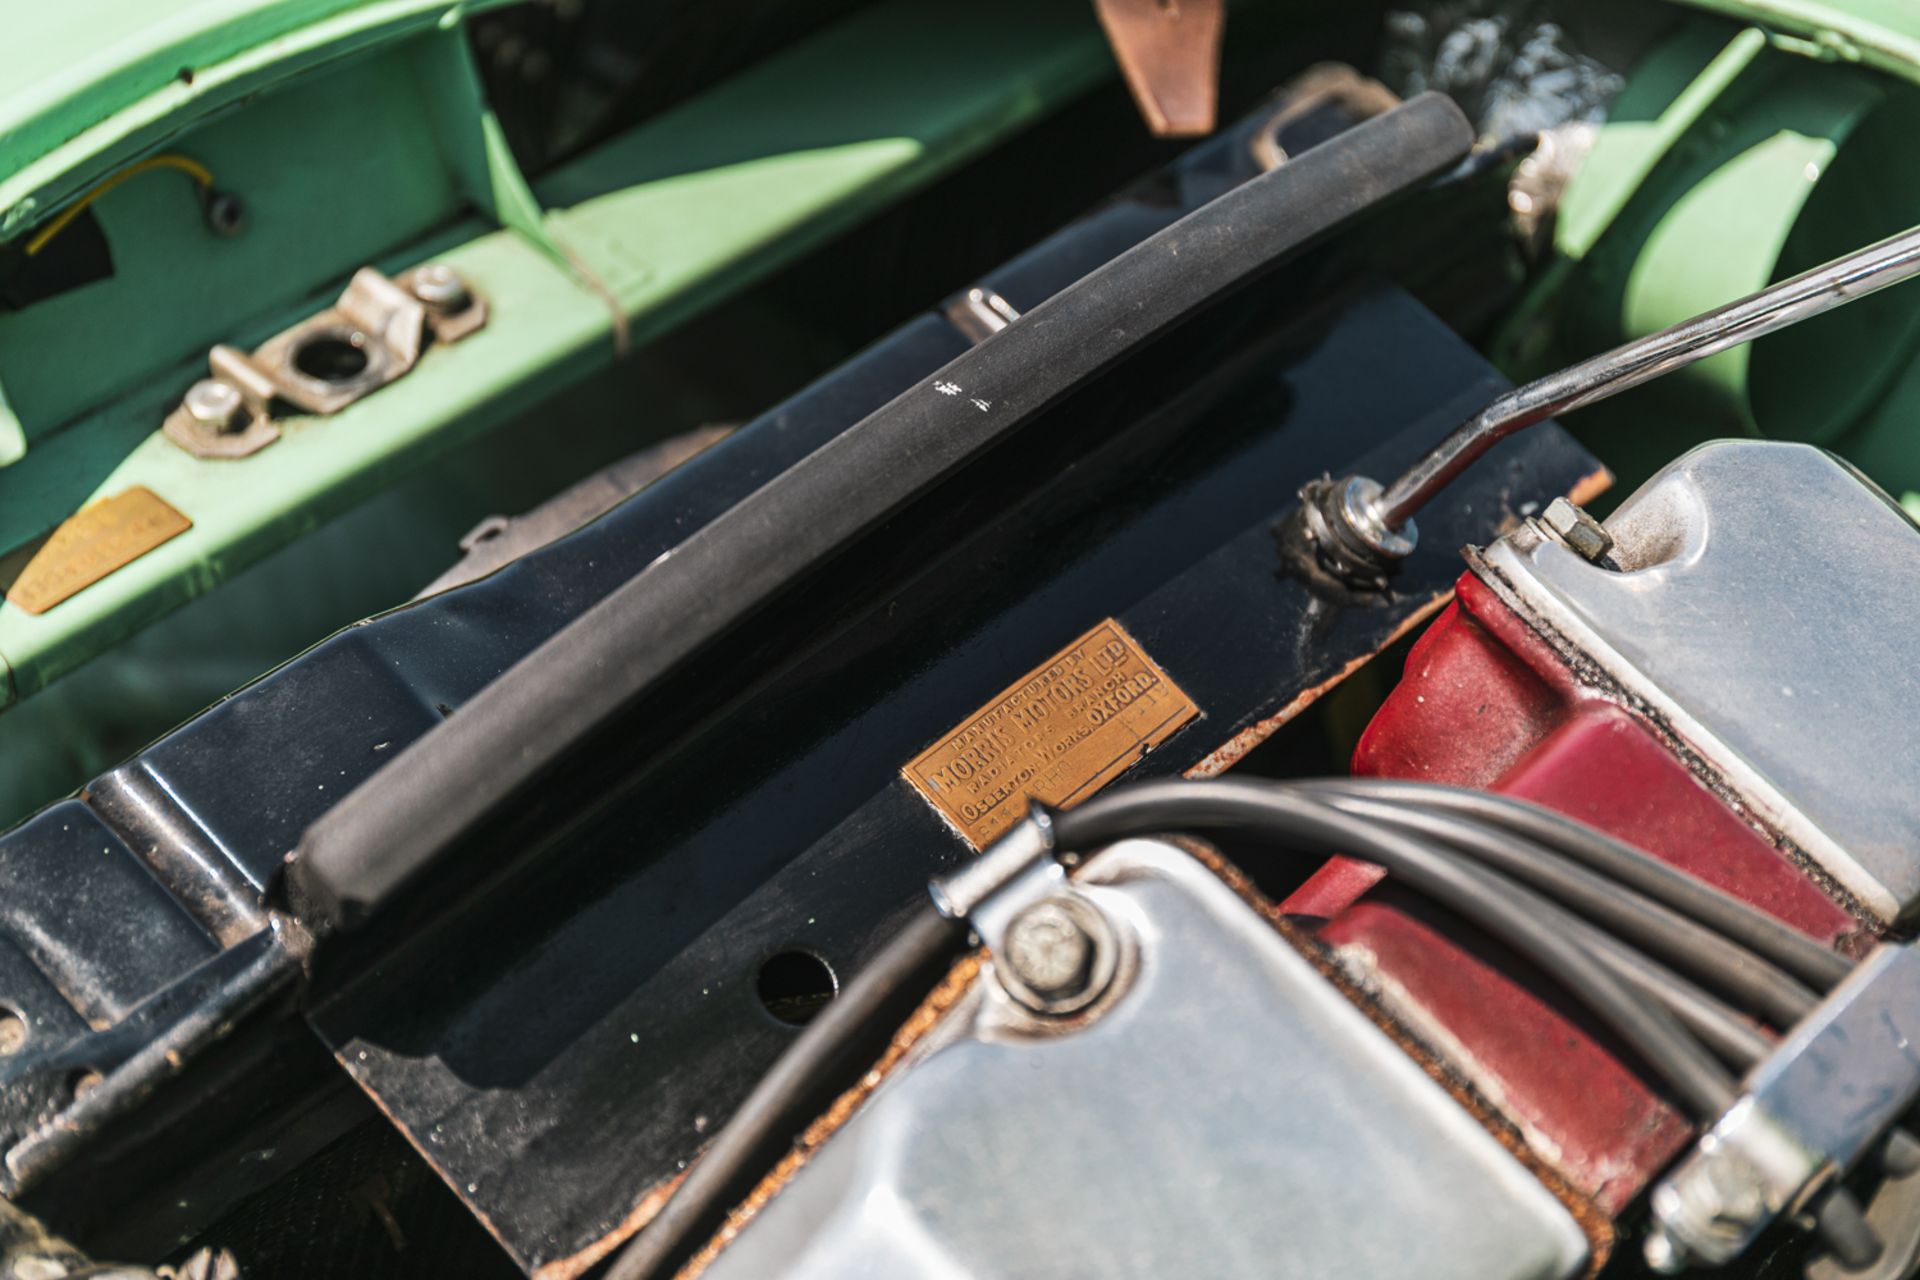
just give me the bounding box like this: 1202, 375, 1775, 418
1374, 222, 1920, 532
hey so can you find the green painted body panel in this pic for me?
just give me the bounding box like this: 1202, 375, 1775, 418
0, 0, 1115, 710
3, 0, 408, 180
1672, 0, 1920, 86
0, 41, 472, 442
1553, 25, 1768, 262
0, 1, 514, 239
1510, 3, 1920, 498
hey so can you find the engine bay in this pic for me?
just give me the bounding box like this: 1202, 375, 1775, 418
3, 4, 1920, 1278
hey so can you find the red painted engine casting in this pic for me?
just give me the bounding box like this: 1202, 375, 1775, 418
1282, 573, 1862, 1212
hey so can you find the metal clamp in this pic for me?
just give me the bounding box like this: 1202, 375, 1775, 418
927, 810, 1121, 1016
928, 809, 1059, 922
163, 264, 487, 459
1647, 944, 1920, 1271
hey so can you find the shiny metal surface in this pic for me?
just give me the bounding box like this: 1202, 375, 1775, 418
1647, 1095, 1820, 1269
1340, 474, 1416, 558
1747, 944, 1920, 1170
1650, 945, 1920, 1269
1479, 440, 1920, 923
945, 287, 1021, 343
700, 839, 1588, 1280
1356, 221, 1920, 540
927, 811, 1058, 922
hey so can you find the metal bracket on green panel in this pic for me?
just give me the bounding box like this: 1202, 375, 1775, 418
1669, 0, 1920, 86
0, 0, 1115, 710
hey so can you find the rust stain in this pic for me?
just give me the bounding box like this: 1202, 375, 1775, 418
904, 618, 1198, 848
6, 486, 190, 614
1569, 466, 1613, 509
535, 1171, 689, 1280
1186, 596, 1450, 779
675, 954, 986, 1280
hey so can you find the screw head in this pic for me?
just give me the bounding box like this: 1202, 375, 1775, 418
1541, 497, 1614, 562
200, 189, 246, 238
183, 379, 246, 434
1004, 900, 1094, 998
410, 264, 471, 313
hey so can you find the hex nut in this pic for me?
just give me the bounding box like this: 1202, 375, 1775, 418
1541, 497, 1614, 562
182, 379, 246, 434
1004, 901, 1094, 997
996, 894, 1117, 1015
410, 264, 471, 314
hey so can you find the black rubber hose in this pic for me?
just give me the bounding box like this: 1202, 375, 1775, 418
1303, 789, 1883, 1269
606, 908, 968, 1280
1049, 779, 1738, 1118
1321, 779, 1854, 991
287, 93, 1477, 930
1303, 787, 1819, 1028
1569, 919, 1773, 1069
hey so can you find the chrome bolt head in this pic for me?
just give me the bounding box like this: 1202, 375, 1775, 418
410, 264, 471, 313
1005, 900, 1095, 998
183, 379, 246, 434
997, 893, 1117, 1015
1339, 474, 1418, 559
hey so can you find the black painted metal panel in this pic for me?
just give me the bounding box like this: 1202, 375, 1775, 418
310, 280, 1602, 1273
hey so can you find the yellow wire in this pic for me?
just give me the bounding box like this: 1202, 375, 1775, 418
23, 153, 216, 257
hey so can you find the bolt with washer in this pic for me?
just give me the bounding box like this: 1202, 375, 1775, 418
182, 379, 247, 435
999, 895, 1115, 1014
410, 264, 471, 314
1541, 496, 1614, 563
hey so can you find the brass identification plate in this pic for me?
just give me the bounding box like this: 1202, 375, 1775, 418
904, 619, 1199, 848
6, 487, 191, 616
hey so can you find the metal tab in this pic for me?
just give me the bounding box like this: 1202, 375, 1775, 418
1748, 944, 1920, 1172
162, 265, 487, 459
1093, 0, 1225, 137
